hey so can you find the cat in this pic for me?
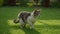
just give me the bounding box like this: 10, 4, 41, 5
13, 9, 40, 29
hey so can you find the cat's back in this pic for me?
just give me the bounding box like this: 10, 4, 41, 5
18, 11, 31, 20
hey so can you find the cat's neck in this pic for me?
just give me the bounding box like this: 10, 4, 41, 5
31, 11, 37, 18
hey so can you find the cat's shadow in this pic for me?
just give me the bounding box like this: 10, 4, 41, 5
11, 25, 41, 34
21, 28, 41, 34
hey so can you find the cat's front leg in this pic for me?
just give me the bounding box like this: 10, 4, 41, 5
28, 22, 34, 29
30, 24, 34, 29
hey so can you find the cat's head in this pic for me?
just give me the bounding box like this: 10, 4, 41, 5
33, 9, 40, 17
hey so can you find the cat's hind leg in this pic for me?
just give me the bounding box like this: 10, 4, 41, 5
19, 19, 26, 28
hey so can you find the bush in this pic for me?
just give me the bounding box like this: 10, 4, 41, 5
27, 2, 34, 7
51, 2, 59, 7
0, 0, 4, 6
17, 0, 29, 6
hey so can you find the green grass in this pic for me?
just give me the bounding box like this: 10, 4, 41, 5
0, 6, 60, 34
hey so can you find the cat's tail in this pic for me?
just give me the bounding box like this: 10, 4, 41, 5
13, 18, 19, 24
13, 12, 21, 24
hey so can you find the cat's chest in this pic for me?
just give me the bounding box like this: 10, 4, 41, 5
27, 15, 36, 22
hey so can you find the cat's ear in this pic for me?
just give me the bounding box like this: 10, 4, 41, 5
34, 9, 37, 12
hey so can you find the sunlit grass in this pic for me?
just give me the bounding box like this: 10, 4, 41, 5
7, 19, 60, 34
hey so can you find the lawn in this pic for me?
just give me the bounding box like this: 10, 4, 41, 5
0, 6, 60, 34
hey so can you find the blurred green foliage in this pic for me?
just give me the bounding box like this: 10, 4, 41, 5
50, 1, 60, 7
0, 0, 60, 7
17, 0, 29, 6
0, 0, 4, 6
